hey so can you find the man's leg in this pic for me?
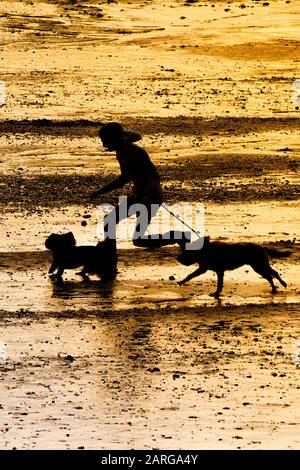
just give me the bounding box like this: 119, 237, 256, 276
132, 201, 161, 247
132, 202, 191, 248
104, 198, 191, 248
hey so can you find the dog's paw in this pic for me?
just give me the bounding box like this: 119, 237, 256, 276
50, 274, 63, 285
209, 292, 221, 299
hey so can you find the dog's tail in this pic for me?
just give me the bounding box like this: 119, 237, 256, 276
265, 248, 292, 258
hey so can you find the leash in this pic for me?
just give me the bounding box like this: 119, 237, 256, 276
161, 203, 202, 239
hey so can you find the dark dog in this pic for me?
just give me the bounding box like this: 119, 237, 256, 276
177, 237, 291, 298
45, 232, 117, 281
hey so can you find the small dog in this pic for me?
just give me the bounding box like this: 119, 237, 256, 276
45, 232, 117, 281
177, 237, 291, 298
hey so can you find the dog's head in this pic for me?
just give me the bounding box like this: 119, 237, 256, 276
45, 232, 76, 251
177, 236, 210, 266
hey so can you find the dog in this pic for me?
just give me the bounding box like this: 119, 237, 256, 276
177, 237, 291, 298
45, 232, 117, 281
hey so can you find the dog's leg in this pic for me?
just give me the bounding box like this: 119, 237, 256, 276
178, 267, 207, 285
252, 266, 277, 293
48, 259, 59, 275
267, 275, 277, 294
76, 267, 90, 281
53, 266, 64, 283
210, 270, 224, 298
49, 266, 64, 285
270, 268, 287, 288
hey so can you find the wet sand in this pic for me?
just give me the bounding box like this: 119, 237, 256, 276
0, 0, 299, 450
1, 304, 300, 450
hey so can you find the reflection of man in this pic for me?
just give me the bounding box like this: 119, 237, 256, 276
91, 122, 190, 247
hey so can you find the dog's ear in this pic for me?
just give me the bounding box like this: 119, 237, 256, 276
65, 232, 76, 247
177, 239, 187, 251
203, 236, 210, 245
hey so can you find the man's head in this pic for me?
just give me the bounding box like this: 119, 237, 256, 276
99, 122, 124, 151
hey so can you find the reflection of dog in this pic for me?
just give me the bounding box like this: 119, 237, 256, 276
45, 232, 117, 281
177, 237, 291, 298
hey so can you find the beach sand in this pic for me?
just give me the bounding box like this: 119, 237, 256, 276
0, 0, 299, 449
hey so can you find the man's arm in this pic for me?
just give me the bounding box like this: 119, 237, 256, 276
91, 174, 130, 200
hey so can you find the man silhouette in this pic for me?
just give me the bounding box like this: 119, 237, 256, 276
91, 122, 190, 247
